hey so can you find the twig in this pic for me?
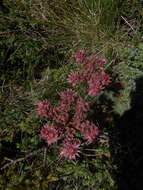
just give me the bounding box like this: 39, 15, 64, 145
121, 16, 136, 33
1, 147, 45, 171
47, 157, 61, 168
43, 147, 47, 167
82, 152, 100, 157
4, 157, 14, 162
1, 79, 6, 93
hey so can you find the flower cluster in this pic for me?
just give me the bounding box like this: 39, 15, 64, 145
68, 50, 111, 96
37, 51, 111, 160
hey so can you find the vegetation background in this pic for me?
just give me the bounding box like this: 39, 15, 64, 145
0, 0, 143, 189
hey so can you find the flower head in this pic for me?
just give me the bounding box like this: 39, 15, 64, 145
60, 138, 81, 159
76, 98, 91, 112
68, 72, 84, 87
37, 101, 53, 117
75, 50, 88, 63
88, 85, 103, 97
81, 121, 100, 143
88, 72, 109, 97
53, 106, 69, 125
40, 123, 60, 145
60, 89, 75, 107
101, 71, 111, 86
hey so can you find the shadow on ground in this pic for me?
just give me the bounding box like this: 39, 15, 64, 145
110, 77, 143, 190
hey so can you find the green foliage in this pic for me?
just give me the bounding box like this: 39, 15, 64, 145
0, 36, 53, 86
1, 0, 141, 58
105, 43, 143, 115
54, 138, 116, 190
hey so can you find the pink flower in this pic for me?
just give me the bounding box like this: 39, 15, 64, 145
101, 71, 111, 86
71, 98, 90, 127
60, 89, 75, 106
60, 139, 81, 159
53, 106, 69, 125
40, 123, 60, 145
37, 101, 53, 117
102, 58, 108, 64
94, 57, 107, 68
65, 126, 76, 137
75, 50, 88, 63
90, 55, 99, 64
88, 88, 102, 96
60, 103, 71, 113
88, 84, 103, 96
82, 57, 96, 74
87, 72, 110, 97
88, 75, 103, 96
67, 72, 84, 87
81, 121, 99, 143
72, 111, 86, 125
76, 98, 91, 112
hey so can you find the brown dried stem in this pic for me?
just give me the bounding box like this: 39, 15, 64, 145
1, 147, 45, 171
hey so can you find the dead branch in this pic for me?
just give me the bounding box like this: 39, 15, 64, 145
1, 147, 45, 171
121, 16, 136, 33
